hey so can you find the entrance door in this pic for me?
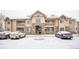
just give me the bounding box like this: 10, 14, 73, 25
35, 25, 42, 34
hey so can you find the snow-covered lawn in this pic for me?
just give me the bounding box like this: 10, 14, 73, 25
0, 34, 79, 49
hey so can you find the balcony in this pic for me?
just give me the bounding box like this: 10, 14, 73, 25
16, 23, 25, 28
16, 23, 25, 26
45, 23, 54, 27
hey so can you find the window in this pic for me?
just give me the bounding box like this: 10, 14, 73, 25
60, 19, 64, 23
51, 27, 54, 31
69, 20, 72, 24
60, 28, 64, 31
55, 26, 59, 32
0, 23, 2, 28
16, 28, 24, 31
45, 28, 50, 32
27, 20, 31, 24
52, 20, 54, 25
8, 22, 10, 24
7, 28, 10, 31
26, 27, 31, 32
45, 27, 54, 32
76, 27, 77, 30
65, 26, 69, 31
35, 16, 41, 24
45, 20, 47, 22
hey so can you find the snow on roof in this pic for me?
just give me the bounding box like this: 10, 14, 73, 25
48, 15, 59, 19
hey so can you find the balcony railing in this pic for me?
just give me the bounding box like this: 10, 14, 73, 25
16, 23, 25, 26
45, 23, 54, 27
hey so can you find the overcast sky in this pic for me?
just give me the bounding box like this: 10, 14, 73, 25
0, 10, 79, 21
0, 0, 79, 20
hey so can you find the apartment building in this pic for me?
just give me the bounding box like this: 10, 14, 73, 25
4, 10, 79, 34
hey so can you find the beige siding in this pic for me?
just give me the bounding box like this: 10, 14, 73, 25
4, 11, 79, 34
11, 20, 16, 32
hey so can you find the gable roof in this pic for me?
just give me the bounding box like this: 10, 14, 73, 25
60, 15, 67, 19
31, 10, 47, 19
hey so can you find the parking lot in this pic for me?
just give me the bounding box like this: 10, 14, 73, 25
0, 34, 79, 49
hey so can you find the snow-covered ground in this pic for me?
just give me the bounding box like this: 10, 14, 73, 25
0, 34, 79, 49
